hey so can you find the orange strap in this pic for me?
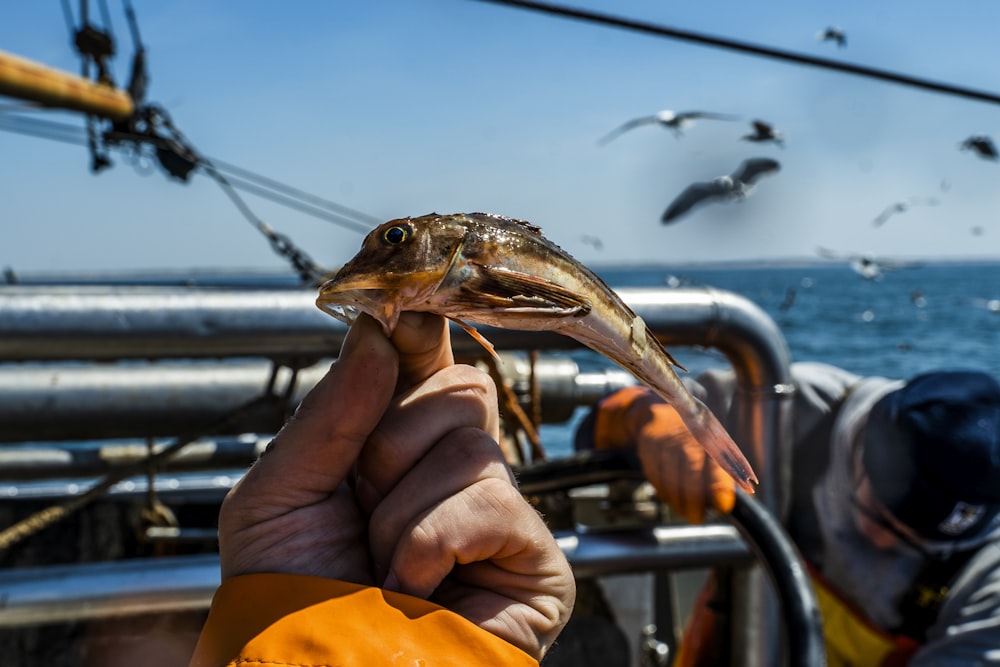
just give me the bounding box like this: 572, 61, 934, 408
189, 573, 538, 667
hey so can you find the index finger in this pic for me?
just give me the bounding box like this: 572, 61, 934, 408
227, 313, 398, 509
392, 312, 454, 392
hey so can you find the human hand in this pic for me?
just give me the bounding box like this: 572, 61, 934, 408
217, 312, 575, 658
630, 395, 736, 524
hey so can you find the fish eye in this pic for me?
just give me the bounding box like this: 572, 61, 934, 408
382, 224, 412, 245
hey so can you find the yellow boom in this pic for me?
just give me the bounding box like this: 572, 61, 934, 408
0, 49, 133, 121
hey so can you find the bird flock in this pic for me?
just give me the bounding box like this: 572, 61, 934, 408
594, 23, 997, 258
598, 110, 786, 223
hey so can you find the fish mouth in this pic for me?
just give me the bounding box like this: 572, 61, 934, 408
315, 238, 467, 336
316, 280, 400, 336
316, 271, 446, 336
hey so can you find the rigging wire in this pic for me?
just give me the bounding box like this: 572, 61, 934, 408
0, 113, 89, 146
121, 0, 148, 104
472, 0, 1000, 107
206, 157, 382, 228
96, 0, 113, 35
199, 158, 330, 285
118, 105, 330, 284
0, 112, 376, 260
204, 171, 374, 234
58, 0, 77, 45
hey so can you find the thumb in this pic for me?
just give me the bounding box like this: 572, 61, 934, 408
391, 312, 454, 392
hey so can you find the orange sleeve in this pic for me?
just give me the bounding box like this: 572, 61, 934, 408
189, 573, 539, 667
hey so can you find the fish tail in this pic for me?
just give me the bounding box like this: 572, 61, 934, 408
678, 400, 758, 494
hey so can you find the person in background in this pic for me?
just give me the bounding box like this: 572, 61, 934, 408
189, 312, 576, 667
576, 362, 1000, 666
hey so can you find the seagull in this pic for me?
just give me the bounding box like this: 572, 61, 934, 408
741, 119, 785, 148
960, 135, 998, 160
972, 297, 1000, 313
871, 196, 939, 227
872, 202, 909, 227
817, 26, 847, 48
598, 109, 740, 145
778, 287, 797, 312
661, 157, 781, 224
816, 247, 921, 281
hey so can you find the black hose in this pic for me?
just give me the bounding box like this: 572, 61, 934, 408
730, 489, 827, 667
515, 450, 827, 666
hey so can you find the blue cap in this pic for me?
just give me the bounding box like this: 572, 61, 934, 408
862, 370, 1000, 542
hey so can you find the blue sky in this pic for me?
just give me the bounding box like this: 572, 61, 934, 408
2, 1, 999, 275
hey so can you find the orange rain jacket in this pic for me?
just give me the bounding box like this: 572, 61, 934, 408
189, 573, 538, 667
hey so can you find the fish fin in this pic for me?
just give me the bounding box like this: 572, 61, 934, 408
633, 316, 686, 371
450, 317, 501, 362
455, 264, 592, 317
661, 343, 687, 372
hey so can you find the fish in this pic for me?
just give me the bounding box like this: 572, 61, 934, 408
316, 212, 758, 492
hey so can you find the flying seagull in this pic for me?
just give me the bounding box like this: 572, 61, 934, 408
741, 119, 785, 148
599, 109, 739, 145
871, 196, 939, 227
960, 135, 998, 160
817, 26, 847, 48
816, 247, 921, 281
661, 157, 781, 224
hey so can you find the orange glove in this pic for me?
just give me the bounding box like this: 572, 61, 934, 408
593, 387, 735, 524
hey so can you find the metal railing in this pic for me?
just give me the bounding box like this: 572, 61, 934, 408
0, 284, 796, 666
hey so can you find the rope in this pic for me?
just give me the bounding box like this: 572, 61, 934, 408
0, 362, 303, 554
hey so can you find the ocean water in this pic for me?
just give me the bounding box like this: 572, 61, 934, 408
597, 260, 1000, 379
539, 260, 1000, 457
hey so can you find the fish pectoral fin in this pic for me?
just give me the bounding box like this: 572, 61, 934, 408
449, 317, 500, 361
459, 264, 592, 317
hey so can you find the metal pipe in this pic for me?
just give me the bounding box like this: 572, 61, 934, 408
0, 361, 317, 444
0, 285, 788, 381
0, 284, 793, 664
0, 286, 792, 485
0, 49, 134, 121
622, 288, 794, 667
0, 286, 337, 362
0, 436, 268, 481
0, 281, 792, 508
0, 554, 220, 627
0, 525, 751, 627
0, 358, 633, 445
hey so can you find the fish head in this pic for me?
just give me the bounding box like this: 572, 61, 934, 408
316, 213, 469, 334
